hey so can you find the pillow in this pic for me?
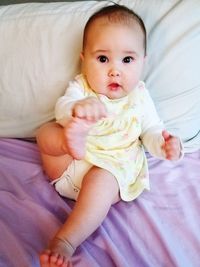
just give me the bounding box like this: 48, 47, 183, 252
0, 0, 200, 153
0, 1, 108, 137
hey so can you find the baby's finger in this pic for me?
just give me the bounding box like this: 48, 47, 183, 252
162, 130, 171, 141
88, 101, 107, 121
165, 150, 180, 160
97, 104, 107, 119
72, 104, 85, 118
165, 142, 181, 160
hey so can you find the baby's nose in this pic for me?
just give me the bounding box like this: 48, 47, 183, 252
108, 69, 121, 77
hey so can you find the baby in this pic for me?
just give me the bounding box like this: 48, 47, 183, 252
36, 4, 183, 267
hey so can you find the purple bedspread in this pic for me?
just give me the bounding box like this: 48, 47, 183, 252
0, 138, 200, 267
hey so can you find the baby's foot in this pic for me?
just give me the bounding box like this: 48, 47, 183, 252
39, 249, 67, 267
64, 117, 94, 160
39, 237, 75, 267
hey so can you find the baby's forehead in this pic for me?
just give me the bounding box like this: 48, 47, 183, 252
83, 12, 146, 52
90, 14, 138, 27
87, 16, 142, 37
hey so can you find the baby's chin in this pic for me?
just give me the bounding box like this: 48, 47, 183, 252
106, 90, 128, 100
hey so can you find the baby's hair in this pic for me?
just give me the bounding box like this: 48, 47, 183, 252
82, 4, 147, 55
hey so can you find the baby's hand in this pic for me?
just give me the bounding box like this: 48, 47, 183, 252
162, 130, 182, 160
72, 97, 107, 121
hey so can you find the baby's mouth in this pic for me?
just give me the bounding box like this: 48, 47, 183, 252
108, 83, 121, 91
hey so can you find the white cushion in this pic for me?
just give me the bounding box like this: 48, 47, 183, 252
0, 0, 200, 152
0, 1, 108, 137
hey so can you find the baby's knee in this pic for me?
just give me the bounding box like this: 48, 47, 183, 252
83, 166, 120, 202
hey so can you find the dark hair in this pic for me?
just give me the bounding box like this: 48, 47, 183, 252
83, 4, 147, 55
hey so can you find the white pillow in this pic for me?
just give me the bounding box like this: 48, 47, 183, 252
0, 1, 108, 137
0, 0, 200, 152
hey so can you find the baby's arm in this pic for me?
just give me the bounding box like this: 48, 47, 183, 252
142, 129, 183, 160
140, 86, 183, 160
55, 77, 107, 125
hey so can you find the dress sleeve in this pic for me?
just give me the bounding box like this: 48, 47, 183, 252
55, 77, 85, 127
139, 86, 166, 159
140, 87, 184, 160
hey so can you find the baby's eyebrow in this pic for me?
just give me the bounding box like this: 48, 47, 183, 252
123, 50, 138, 55
91, 49, 139, 58
92, 49, 109, 54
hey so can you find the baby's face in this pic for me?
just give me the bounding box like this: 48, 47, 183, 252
81, 17, 146, 99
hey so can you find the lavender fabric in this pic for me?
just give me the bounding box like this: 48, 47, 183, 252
0, 138, 200, 267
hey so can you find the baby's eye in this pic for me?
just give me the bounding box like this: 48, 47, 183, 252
98, 55, 108, 63
123, 56, 134, 63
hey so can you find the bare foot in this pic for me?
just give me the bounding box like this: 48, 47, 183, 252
39, 237, 75, 267
39, 249, 68, 267
64, 117, 94, 160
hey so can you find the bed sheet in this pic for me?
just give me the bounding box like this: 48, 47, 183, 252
0, 138, 200, 267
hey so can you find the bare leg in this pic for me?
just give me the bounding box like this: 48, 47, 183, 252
36, 122, 74, 180
36, 119, 94, 178
39, 167, 120, 266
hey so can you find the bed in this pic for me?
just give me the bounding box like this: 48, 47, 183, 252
0, 1, 200, 267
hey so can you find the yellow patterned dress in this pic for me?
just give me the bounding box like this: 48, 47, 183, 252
55, 74, 165, 201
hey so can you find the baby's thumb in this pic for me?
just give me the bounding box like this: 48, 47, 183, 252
162, 130, 171, 142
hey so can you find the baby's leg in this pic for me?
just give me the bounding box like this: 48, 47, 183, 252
64, 117, 94, 160
36, 122, 73, 180
40, 166, 120, 266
